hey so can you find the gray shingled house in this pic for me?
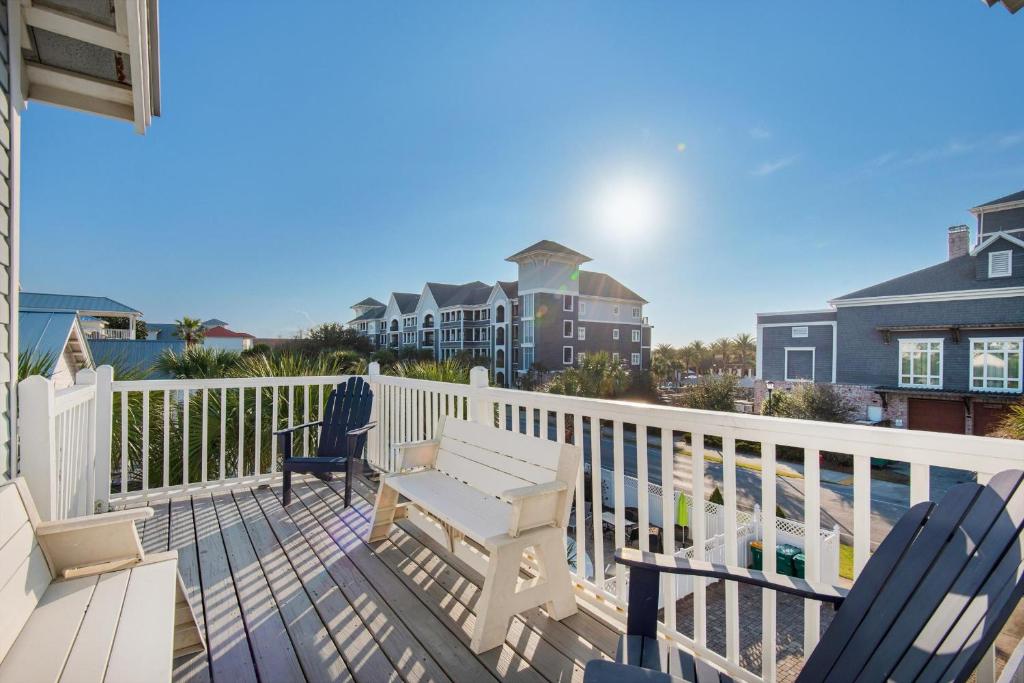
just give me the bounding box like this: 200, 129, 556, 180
756, 189, 1024, 436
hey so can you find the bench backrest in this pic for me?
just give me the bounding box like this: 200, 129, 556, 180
799, 468, 1024, 682
433, 416, 580, 501
0, 481, 52, 663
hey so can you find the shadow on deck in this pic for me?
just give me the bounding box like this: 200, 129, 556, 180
133, 473, 618, 683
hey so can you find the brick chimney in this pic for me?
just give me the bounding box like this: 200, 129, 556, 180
948, 224, 970, 260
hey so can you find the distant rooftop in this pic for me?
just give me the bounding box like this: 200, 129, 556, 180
579, 271, 647, 303
204, 325, 254, 339
505, 240, 591, 264
971, 188, 1024, 211
392, 293, 421, 314
88, 339, 185, 379
426, 281, 492, 308
20, 292, 141, 316
19, 311, 92, 376
352, 297, 385, 308
348, 306, 386, 323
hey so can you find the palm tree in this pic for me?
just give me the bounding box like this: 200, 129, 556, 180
711, 337, 734, 371
685, 341, 709, 373
732, 332, 756, 373
175, 316, 206, 346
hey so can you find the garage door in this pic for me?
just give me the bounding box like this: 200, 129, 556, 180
908, 398, 965, 434
974, 402, 1012, 437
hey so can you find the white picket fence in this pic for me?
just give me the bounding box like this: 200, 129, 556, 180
15, 363, 1024, 683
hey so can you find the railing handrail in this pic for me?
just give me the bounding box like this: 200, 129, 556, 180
53, 382, 98, 412
110, 373, 352, 391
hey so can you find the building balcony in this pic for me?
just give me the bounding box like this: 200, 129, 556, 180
11, 367, 1024, 683
87, 328, 135, 340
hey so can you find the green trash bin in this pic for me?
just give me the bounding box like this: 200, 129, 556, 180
793, 553, 806, 579
776, 544, 801, 576
750, 541, 763, 570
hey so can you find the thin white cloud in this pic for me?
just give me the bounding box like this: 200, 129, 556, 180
867, 151, 897, 168
749, 125, 772, 140
901, 140, 977, 166
752, 155, 798, 176
999, 132, 1024, 148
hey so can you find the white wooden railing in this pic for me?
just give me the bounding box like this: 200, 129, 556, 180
88, 328, 133, 340
18, 370, 99, 520
16, 364, 1024, 682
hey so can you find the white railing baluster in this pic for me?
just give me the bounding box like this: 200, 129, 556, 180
201, 389, 208, 483
613, 420, 626, 601
573, 412, 586, 582
303, 384, 310, 456
120, 391, 128, 494
910, 462, 930, 505
722, 435, 739, 665
803, 445, 822, 657
182, 389, 190, 489
162, 390, 170, 489
853, 452, 872, 578
219, 387, 227, 480
762, 442, 778, 683
692, 430, 707, 647
238, 386, 245, 477
142, 391, 150, 492
271, 385, 279, 473
637, 423, 650, 553
659, 426, 676, 632
254, 385, 262, 476
590, 416, 605, 589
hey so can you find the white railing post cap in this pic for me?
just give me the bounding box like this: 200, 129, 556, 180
470, 366, 489, 387
368, 362, 381, 376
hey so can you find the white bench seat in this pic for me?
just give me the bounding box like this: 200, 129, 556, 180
369, 416, 582, 654
386, 470, 513, 542
0, 479, 204, 682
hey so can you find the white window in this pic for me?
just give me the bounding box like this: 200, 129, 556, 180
579, 302, 587, 315
563, 295, 574, 312
989, 250, 1013, 278
631, 329, 641, 343
784, 347, 815, 382
563, 346, 573, 365
522, 346, 534, 370
612, 329, 620, 340
792, 326, 809, 338
612, 352, 620, 363
563, 320, 573, 338
898, 339, 942, 389
577, 352, 586, 364
523, 320, 535, 345
522, 294, 535, 319
612, 305, 620, 316
578, 326, 586, 341
632, 306, 641, 319
971, 338, 1022, 392
631, 353, 641, 366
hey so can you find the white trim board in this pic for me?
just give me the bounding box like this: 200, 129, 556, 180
830, 287, 1024, 308
756, 321, 837, 382
971, 231, 1024, 256
784, 347, 816, 382
756, 308, 836, 318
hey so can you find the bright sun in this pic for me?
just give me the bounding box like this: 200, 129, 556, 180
592, 177, 662, 238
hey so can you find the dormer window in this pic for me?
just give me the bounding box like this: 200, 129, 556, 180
989, 250, 1012, 278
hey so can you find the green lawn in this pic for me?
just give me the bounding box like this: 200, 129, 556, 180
839, 543, 854, 580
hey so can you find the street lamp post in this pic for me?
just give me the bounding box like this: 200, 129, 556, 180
765, 380, 775, 416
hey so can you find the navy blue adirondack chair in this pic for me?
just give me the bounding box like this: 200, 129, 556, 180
585, 469, 1024, 683
275, 377, 375, 507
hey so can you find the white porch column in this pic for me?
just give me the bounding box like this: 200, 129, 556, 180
93, 365, 114, 512
18, 375, 57, 520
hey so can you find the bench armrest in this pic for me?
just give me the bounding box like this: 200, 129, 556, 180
616, 547, 848, 605
504, 481, 569, 538
272, 420, 322, 437
37, 508, 153, 578
395, 439, 439, 471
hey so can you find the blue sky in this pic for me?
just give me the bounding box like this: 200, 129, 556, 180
19, 2, 1024, 344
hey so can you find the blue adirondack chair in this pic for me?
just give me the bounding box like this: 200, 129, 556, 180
275, 377, 375, 507
586, 468, 1024, 683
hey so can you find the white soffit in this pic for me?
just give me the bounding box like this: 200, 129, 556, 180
20, 0, 161, 134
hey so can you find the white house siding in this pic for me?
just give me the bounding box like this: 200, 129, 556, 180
0, 0, 15, 480
204, 337, 251, 352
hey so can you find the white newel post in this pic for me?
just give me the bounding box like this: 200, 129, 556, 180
76, 368, 98, 515
367, 363, 381, 469
93, 365, 115, 512
469, 366, 490, 426
18, 375, 57, 521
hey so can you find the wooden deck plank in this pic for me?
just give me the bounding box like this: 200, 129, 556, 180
191, 495, 259, 683
208, 493, 308, 682
227, 489, 354, 683
332, 479, 591, 682
142, 499, 171, 553
286, 481, 502, 683
246, 486, 408, 683
299, 480, 550, 683
169, 497, 212, 683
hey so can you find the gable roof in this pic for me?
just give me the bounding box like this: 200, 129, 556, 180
353, 297, 385, 308
348, 306, 386, 323
497, 281, 518, 299
833, 237, 1024, 301
579, 271, 647, 303
973, 231, 1024, 255
20, 292, 141, 316
204, 325, 254, 339
19, 311, 93, 376
392, 293, 420, 314
203, 318, 229, 328
425, 281, 492, 307
971, 188, 1024, 212
505, 240, 592, 264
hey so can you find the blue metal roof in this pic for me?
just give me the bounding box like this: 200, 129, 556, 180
88, 339, 185, 378
20, 292, 141, 315
19, 311, 87, 377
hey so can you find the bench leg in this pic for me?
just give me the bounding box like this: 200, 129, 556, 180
472, 540, 523, 654
283, 469, 292, 506
368, 481, 399, 543
535, 529, 578, 621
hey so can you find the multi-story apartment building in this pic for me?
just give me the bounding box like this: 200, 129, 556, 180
756, 189, 1024, 436
347, 240, 652, 387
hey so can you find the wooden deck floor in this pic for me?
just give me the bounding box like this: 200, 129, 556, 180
131, 474, 618, 683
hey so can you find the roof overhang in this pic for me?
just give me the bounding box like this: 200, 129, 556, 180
969, 199, 1024, 215
970, 231, 1024, 255
981, 0, 1023, 13
18, 0, 161, 134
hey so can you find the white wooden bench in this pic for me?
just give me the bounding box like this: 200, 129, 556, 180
369, 416, 582, 653
0, 478, 204, 682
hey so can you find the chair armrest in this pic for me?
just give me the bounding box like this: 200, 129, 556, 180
37, 507, 153, 578
346, 422, 376, 438
616, 547, 848, 605
272, 420, 323, 436
395, 439, 439, 471
504, 481, 569, 537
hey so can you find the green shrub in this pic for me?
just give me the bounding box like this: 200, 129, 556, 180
770, 383, 856, 423
681, 374, 738, 412
994, 402, 1024, 440
709, 486, 724, 505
